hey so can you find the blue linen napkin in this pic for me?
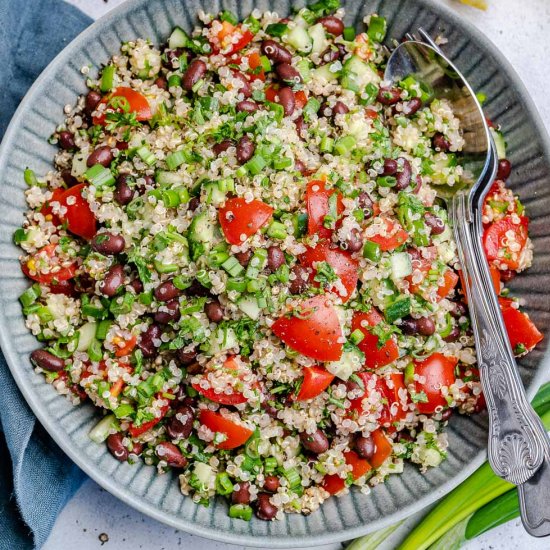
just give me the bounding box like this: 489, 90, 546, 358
0, 1, 92, 548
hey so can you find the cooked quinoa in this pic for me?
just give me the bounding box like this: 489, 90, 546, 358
16, 0, 542, 522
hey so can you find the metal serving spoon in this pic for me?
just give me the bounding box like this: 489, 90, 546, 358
385, 30, 550, 536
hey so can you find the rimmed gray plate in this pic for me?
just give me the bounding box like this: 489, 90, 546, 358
0, 0, 549, 546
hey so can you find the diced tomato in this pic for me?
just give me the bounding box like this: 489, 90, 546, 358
93, 87, 152, 126
200, 409, 253, 450
348, 371, 389, 423
265, 84, 279, 102
110, 378, 125, 397
344, 450, 372, 479
369, 429, 393, 468
368, 217, 408, 251
128, 399, 170, 438
408, 259, 458, 301
500, 302, 543, 353
483, 215, 529, 270
296, 366, 334, 401
271, 295, 343, 362
294, 90, 308, 109
412, 353, 457, 414
322, 473, 345, 495
383, 373, 408, 423
218, 197, 274, 245
211, 21, 254, 55
243, 51, 266, 82
48, 279, 76, 297
40, 188, 65, 226
58, 184, 97, 240
305, 180, 344, 239
114, 334, 137, 357
351, 309, 399, 369
21, 243, 77, 284
489, 266, 501, 295
300, 241, 359, 303
192, 356, 250, 405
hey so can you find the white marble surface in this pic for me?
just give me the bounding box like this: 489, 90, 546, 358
44, 0, 550, 549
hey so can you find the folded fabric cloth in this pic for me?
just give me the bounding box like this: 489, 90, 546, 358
0, 1, 92, 548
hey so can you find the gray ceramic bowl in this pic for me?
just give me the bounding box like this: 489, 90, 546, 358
0, 0, 549, 546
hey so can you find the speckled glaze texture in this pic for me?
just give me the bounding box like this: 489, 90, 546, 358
0, 0, 548, 546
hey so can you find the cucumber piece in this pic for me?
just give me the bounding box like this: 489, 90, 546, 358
156, 171, 184, 186
341, 55, 379, 92
204, 326, 238, 356
193, 462, 215, 488
385, 296, 411, 324
237, 296, 261, 320
490, 127, 507, 160
203, 182, 226, 207
285, 25, 312, 53
370, 278, 397, 309
311, 62, 340, 83
390, 252, 412, 280
188, 211, 217, 244
308, 23, 329, 55
326, 348, 363, 381
76, 322, 97, 352
89, 414, 119, 444
168, 26, 189, 49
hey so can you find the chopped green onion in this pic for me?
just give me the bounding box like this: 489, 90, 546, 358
136, 146, 156, 166
264, 456, 278, 473
24, 168, 38, 187
168, 74, 182, 88
377, 175, 396, 188
266, 220, 287, 240
244, 154, 267, 176
363, 240, 381, 263
195, 269, 212, 288
88, 338, 104, 362
273, 157, 293, 170
349, 328, 365, 346
19, 284, 41, 308
100, 65, 116, 92
282, 467, 302, 490
227, 278, 247, 293
343, 26, 356, 41
303, 97, 321, 121
95, 319, 113, 341
13, 228, 27, 245
153, 259, 178, 274
165, 149, 189, 170
89, 414, 119, 443
191, 78, 204, 93
292, 212, 308, 237
229, 504, 253, 521
245, 249, 268, 279
259, 55, 272, 73
222, 256, 244, 277
219, 10, 238, 25
367, 15, 387, 42
110, 293, 135, 316
138, 291, 153, 305
85, 164, 115, 187
334, 135, 356, 156
265, 22, 288, 37
82, 303, 107, 319
215, 472, 235, 495
208, 249, 230, 268
161, 189, 181, 208
114, 403, 135, 419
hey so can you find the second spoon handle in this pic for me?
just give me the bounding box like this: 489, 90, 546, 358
451, 193, 545, 485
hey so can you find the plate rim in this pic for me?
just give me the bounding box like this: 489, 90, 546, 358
0, 0, 549, 546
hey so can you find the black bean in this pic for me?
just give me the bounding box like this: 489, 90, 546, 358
177, 348, 197, 365
213, 139, 234, 156
300, 429, 329, 454
377, 87, 401, 105
256, 493, 278, 520
185, 279, 211, 298
61, 169, 78, 187
425, 212, 445, 235
263, 475, 280, 493
320, 47, 340, 64
235, 250, 253, 267
401, 97, 422, 116
294, 116, 307, 139
289, 265, 308, 294
344, 228, 363, 253
318, 16, 344, 36
154, 76, 168, 90
166, 405, 194, 440
267, 246, 286, 272
231, 70, 252, 98
30, 349, 65, 372
131, 442, 144, 456
91, 232, 125, 255
205, 300, 224, 323
114, 174, 134, 205
261, 40, 292, 64
154, 280, 181, 302
276, 63, 302, 86
87, 145, 113, 168
155, 441, 188, 468
84, 90, 102, 116
58, 131, 76, 150
100, 264, 125, 297
355, 435, 375, 460
154, 299, 181, 324
382, 158, 398, 176
443, 326, 461, 343
164, 48, 185, 69
129, 277, 143, 294
417, 317, 436, 336
395, 158, 412, 190
236, 100, 258, 113
232, 481, 251, 505
188, 197, 200, 211
182, 59, 207, 91
138, 323, 162, 358
440, 408, 453, 421
400, 318, 419, 335
236, 135, 255, 164
277, 86, 295, 117
106, 433, 129, 462
433, 133, 451, 151
358, 192, 374, 218
497, 159, 512, 180
451, 302, 467, 319
333, 101, 350, 116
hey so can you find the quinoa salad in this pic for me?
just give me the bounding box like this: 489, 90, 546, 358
15, 0, 543, 522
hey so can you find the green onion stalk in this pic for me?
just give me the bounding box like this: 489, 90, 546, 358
347, 382, 550, 550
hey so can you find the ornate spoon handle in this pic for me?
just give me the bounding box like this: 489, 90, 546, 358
451, 193, 544, 484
